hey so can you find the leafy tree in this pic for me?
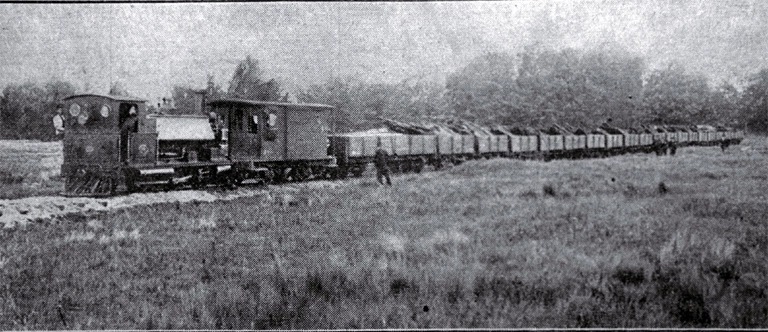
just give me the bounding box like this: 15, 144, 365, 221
169, 86, 200, 115
740, 69, 768, 133
642, 63, 711, 125
1, 80, 76, 140
299, 77, 447, 132
446, 52, 521, 124
578, 47, 645, 127
298, 76, 359, 131
706, 82, 741, 126
205, 74, 225, 101
45, 81, 77, 103
445, 46, 646, 129
388, 80, 446, 120
228, 55, 282, 101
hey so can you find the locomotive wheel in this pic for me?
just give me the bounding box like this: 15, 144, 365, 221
165, 179, 176, 192
271, 168, 287, 183
223, 176, 237, 190
233, 170, 245, 186
290, 166, 310, 182
191, 176, 203, 189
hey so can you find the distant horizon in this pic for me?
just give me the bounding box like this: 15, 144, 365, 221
2, 1, 767, 102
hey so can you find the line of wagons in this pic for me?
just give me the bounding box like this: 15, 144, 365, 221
329, 125, 744, 177
58, 94, 744, 196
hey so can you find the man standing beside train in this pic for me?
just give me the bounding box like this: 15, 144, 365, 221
374, 141, 392, 186
52, 107, 66, 140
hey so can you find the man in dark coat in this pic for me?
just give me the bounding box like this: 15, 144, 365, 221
374, 141, 392, 186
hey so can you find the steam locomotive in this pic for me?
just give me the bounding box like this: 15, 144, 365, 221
59, 93, 744, 197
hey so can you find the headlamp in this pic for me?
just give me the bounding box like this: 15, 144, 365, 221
69, 104, 81, 117
100, 105, 110, 118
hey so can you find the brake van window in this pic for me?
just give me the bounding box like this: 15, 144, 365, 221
264, 113, 277, 141
233, 109, 243, 131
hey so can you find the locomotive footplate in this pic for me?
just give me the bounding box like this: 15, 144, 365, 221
126, 161, 233, 192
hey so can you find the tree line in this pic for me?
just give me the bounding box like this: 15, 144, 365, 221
2, 48, 768, 140
300, 45, 767, 133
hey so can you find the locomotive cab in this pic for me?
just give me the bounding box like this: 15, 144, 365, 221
61, 94, 148, 195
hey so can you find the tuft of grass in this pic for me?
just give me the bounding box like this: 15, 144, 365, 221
657, 182, 669, 194
543, 184, 557, 197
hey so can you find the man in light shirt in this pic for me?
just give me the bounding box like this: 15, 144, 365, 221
52, 108, 65, 139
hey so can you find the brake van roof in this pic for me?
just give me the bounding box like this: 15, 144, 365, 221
62, 94, 147, 103
207, 98, 334, 110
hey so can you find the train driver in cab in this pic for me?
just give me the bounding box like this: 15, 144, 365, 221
209, 111, 223, 142
121, 106, 139, 133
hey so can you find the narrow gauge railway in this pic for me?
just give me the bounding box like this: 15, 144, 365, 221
59, 94, 744, 196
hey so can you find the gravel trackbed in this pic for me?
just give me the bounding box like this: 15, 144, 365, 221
0, 181, 341, 229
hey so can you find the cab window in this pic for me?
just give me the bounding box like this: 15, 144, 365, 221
118, 103, 139, 131
249, 114, 259, 134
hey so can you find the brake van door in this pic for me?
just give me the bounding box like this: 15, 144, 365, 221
228, 106, 262, 160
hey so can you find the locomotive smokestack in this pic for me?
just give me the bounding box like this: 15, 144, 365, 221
193, 90, 206, 114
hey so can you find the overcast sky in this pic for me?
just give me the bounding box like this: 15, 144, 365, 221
1, 1, 767, 102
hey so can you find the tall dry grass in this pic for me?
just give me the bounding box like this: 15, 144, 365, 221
0, 140, 63, 199
1, 136, 767, 328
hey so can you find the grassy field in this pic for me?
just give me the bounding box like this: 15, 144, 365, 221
0, 140, 63, 199
1, 137, 767, 329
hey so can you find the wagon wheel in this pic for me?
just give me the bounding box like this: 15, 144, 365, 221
315, 167, 331, 180
351, 164, 365, 177
270, 168, 287, 183
399, 161, 410, 173
433, 158, 444, 170
413, 158, 425, 173
290, 166, 310, 182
